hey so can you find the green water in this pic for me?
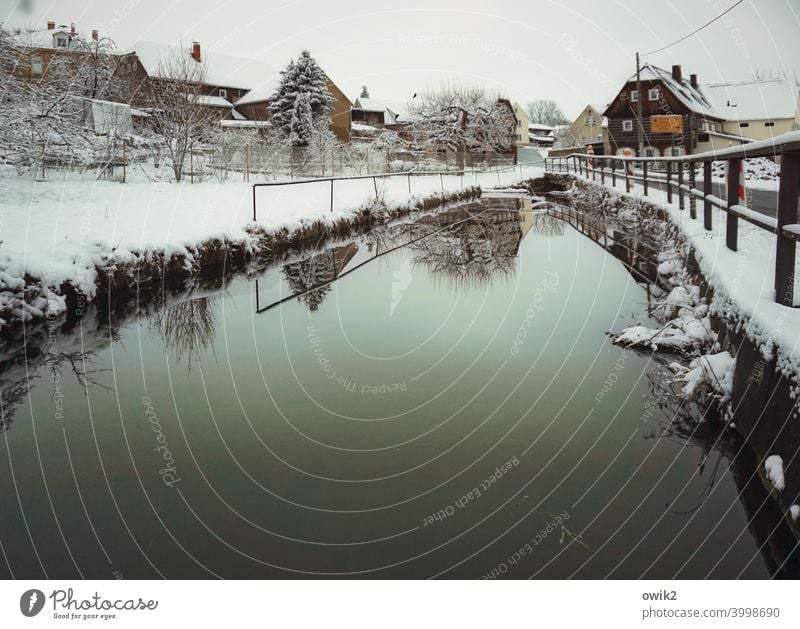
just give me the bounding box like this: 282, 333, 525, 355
0, 199, 772, 578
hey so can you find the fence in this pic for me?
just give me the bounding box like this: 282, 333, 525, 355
544, 131, 800, 306
251, 162, 529, 221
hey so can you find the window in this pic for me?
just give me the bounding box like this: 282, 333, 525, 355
643, 147, 660, 157
589, 116, 596, 125
622, 119, 633, 132
740, 122, 750, 128
630, 90, 639, 102
648, 88, 659, 101
765, 121, 775, 127
56, 37, 67, 48
698, 133, 710, 142
219, 89, 227, 99
31, 57, 43, 74
584, 116, 589, 125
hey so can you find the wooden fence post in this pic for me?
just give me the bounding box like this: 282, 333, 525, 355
703, 160, 712, 231
677, 162, 684, 210
689, 163, 696, 219
775, 152, 800, 305
642, 160, 648, 196
726, 158, 740, 251
666, 161, 672, 204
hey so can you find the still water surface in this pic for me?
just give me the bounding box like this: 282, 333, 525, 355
0, 197, 777, 578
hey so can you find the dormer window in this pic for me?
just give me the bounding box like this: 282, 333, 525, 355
55, 36, 67, 48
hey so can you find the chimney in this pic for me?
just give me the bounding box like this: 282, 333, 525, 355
70, 22, 76, 34
191, 41, 201, 62
47, 20, 55, 30
671, 64, 682, 82
92, 29, 98, 41
690, 73, 698, 88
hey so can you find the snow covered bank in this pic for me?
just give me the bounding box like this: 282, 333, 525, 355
0, 166, 541, 327
565, 169, 800, 384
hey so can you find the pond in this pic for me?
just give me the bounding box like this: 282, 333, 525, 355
0, 195, 791, 578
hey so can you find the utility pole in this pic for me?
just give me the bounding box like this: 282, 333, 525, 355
636, 52, 644, 157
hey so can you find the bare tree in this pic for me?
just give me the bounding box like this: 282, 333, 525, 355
526, 99, 569, 126
408, 83, 515, 167
146, 46, 216, 182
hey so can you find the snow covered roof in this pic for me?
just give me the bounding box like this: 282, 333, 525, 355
10, 26, 88, 50
183, 93, 232, 107
219, 120, 271, 128
703, 80, 799, 122
352, 97, 411, 124
528, 123, 555, 132
626, 64, 720, 119
127, 40, 279, 92
234, 83, 276, 106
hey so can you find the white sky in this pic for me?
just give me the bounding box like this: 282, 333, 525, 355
2, 0, 799, 118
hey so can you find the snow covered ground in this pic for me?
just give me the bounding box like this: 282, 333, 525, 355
567, 167, 800, 380
0, 165, 540, 322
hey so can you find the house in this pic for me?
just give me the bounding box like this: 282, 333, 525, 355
528, 123, 555, 148
700, 79, 800, 150
603, 64, 725, 157
512, 103, 529, 146
566, 104, 604, 148
350, 97, 410, 129
113, 40, 352, 139
10, 21, 108, 84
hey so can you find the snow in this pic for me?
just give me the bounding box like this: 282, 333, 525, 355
128, 40, 279, 94
0, 165, 541, 323
764, 454, 785, 491
703, 79, 799, 122
565, 147, 800, 381
631, 64, 719, 119
219, 119, 270, 129
184, 93, 232, 108
790, 505, 800, 522
678, 351, 736, 401
352, 98, 411, 124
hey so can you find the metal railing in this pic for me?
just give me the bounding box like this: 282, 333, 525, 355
251, 162, 530, 221
544, 132, 800, 306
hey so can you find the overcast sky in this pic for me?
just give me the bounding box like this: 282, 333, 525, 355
3, 0, 799, 117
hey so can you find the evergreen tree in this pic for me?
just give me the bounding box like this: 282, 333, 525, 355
360, 85, 369, 98
270, 50, 334, 135
289, 92, 314, 147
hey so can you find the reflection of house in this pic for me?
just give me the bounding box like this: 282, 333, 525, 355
512, 103, 529, 146
603, 64, 725, 157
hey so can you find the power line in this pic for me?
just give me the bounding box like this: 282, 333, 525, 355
642, 0, 744, 56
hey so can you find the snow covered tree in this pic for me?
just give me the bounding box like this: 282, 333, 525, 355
360, 85, 369, 98
289, 92, 313, 148
269, 50, 334, 134
408, 84, 515, 166
145, 45, 217, 181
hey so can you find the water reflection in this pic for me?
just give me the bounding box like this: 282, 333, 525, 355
149, 296, 218, 366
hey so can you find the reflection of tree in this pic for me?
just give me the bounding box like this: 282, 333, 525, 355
410, 209, 522, 289
282, 244, 358, 312
0, 379, 28, 433
149, 296, 217, 366
529, 212, 565, 237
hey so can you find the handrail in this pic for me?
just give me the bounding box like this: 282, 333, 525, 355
544, 135, 800, 307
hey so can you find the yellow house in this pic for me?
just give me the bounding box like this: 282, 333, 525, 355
697, 79, 799, 152
512, 102, 529, 146
567, 104, 604, 147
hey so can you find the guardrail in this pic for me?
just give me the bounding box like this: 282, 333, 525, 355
251, 163, 529, 221
544, 132, 800, 306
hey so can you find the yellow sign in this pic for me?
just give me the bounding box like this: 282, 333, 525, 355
650, 115, 683, 133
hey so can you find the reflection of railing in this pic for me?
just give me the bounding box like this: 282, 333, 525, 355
545, 132, 800, 305
254, 206, 510, 314
251, 163, 529, 221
